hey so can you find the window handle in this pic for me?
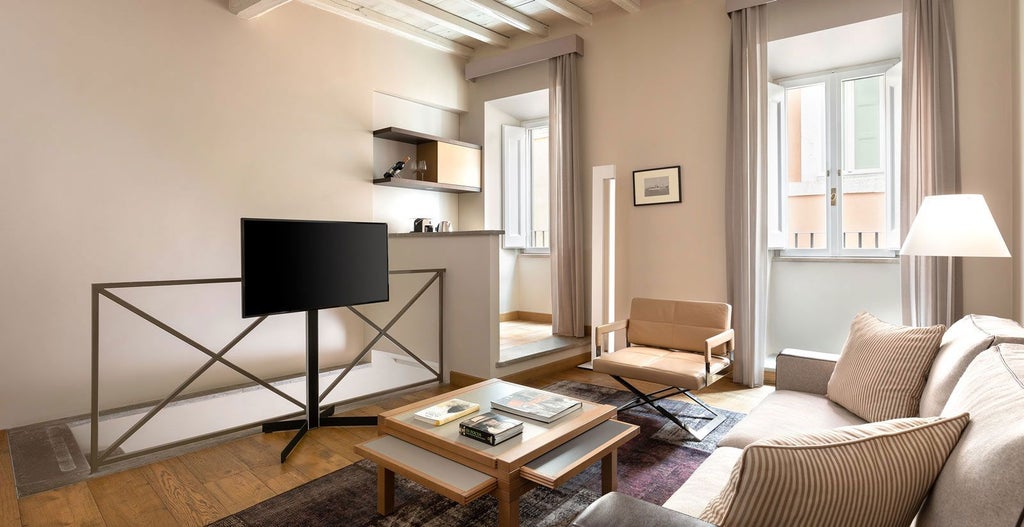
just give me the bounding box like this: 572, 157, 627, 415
830, 187, 837, 207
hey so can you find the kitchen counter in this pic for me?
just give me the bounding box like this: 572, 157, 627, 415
389, 230, 504, 238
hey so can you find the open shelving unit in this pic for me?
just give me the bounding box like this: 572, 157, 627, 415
372, 127, 481, 194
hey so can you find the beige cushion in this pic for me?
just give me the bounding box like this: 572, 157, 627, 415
662, 446, 743, 518
918, 314, 1024, 417
700, 414, 970, 527
918, 344, 1024, 527
827, 312, 945, 421
717, 390, 865, 449
627, 298, 731, 355
592, 346, 730, 391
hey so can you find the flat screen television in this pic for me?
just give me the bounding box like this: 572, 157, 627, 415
241, 218, 389, 318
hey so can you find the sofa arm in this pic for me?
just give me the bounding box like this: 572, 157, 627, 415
572, 492, 716, 527
775, 348, 838, 395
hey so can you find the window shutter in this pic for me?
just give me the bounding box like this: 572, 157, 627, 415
502, 124, 527, 249
767, 82, 787, 249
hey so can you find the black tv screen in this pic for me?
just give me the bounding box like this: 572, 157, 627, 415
241, 218, 389, 318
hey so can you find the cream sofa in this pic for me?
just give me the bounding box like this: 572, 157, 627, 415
573, 314, 1024, 527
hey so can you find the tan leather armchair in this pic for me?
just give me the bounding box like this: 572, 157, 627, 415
592, 298, 735, 440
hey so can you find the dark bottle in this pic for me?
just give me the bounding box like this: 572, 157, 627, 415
383, 156, 412, 179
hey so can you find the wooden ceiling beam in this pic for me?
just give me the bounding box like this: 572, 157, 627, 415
374, 0, 511, 47
301, 0, 475, 57
534, 0, 593, 26
610, 0, 640, 13
457, 0, 548, 37
228, 0, 294, 19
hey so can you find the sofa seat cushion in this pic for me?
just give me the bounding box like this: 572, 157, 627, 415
827, 312, 945, 421
918, 314, 1024, 417
662, 446, 743, 518
918, 344, 1024, 527
592, 346, 730, 390
717, 390, 866, 449
701, 414, 970, 527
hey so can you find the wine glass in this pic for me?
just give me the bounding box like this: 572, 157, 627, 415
416, 160, 428, 180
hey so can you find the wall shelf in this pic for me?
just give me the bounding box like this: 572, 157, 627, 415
373, 127, 480, 150
373, 176, 480, 194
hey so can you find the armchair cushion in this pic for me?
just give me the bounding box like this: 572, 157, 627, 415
827, 312, 944, 421
592, 346, 730, 391
627, 298, 732, 355
716, 390, 864, 449
700, 413, 970, 527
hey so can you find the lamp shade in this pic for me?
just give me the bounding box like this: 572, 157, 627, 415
900, 194, 1010, 257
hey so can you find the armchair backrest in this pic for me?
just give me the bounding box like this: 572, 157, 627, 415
627, 298, 732, 355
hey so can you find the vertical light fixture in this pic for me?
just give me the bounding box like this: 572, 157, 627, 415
900, 194, 1010, 322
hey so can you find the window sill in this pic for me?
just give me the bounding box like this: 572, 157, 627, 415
520, 251, 550, 258
772, 255, 899, 264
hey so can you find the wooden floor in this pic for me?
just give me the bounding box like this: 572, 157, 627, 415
499, 320, 553, 350
0, 365, 773, 527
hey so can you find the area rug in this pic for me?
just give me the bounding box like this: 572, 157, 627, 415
209, 381, 744, 527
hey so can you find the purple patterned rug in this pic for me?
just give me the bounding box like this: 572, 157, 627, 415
208, 381, 744, 526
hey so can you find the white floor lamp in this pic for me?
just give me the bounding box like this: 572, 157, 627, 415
900, 194, 1010, 323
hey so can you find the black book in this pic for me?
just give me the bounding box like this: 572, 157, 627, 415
459, 412, 524, 446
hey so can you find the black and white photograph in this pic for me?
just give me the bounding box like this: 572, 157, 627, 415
633, 166, 682, 206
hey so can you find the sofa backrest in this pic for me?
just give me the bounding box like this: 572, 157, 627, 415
917, 344, 1024, 527
918, 314, 1024, 417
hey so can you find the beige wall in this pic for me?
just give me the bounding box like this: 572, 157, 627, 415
464, 0, 733, 323
956, 0, 1016, 318
1015, 0, 1024, 321
0, 1, 468, 428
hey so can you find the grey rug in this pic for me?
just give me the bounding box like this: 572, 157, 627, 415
209, 381, 745, 526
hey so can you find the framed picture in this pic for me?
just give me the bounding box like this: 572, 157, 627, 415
633, 166, 682, 206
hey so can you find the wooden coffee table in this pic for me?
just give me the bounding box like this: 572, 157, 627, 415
355, 379, 639, 527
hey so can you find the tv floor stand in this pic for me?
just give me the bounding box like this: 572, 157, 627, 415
262, 310, 376, 462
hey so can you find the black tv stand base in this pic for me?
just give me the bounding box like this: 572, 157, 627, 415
262, 412, 377, 463
260, 310, 377, 463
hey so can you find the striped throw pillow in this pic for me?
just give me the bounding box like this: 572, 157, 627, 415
827, 312, 945, 421
700, 414, 970, 527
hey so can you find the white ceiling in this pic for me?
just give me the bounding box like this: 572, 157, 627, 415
487, 89, 549, 121
768, 13, 902, 81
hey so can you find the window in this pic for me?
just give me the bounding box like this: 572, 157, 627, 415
769, 63, 901, 257
503, 120, 550, 252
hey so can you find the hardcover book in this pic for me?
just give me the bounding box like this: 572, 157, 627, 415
491, 388, 582, 423
413, 398, 480, 426
459, 412, 524, 446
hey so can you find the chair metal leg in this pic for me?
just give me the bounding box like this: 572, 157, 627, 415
610, 376, 726, 441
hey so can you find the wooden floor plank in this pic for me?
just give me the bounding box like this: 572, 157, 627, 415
0, 431, 21, 527
143, 458, 228, 526
88, 467, 178, 527
203, 472, 275, 515
17, 482, 105, 527
178, 442, 249, 484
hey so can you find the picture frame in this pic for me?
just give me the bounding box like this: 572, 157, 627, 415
633, 165, 682, 206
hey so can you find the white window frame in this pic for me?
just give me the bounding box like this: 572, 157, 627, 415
774, 61, 900, 259
502, 118, 550, 254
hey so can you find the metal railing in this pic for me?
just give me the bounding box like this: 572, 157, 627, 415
791, 231, 882, 249
90, 269, 444, 472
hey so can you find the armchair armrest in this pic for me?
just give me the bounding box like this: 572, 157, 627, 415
595, 319, 627, 356
704, 328, 735, 362
775, 348, 838, 395
572, 492, 715, 527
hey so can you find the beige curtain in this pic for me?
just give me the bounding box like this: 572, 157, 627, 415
726, 5, 768, 387
550, 53, 585, 337
901, 0, 960, 327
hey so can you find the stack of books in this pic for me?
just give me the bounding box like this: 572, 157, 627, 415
413, 398, 480, 426
459, 412, 524, 445
491, 388, 582, 423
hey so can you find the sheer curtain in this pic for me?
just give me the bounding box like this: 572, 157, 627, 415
550, 53, 585, 337
726, 4, 768, 387
901, 0, 960, 327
